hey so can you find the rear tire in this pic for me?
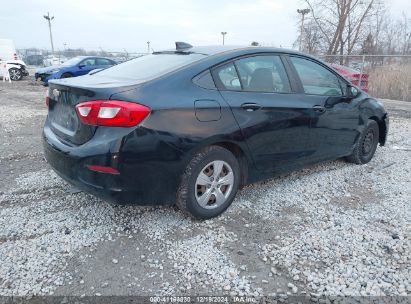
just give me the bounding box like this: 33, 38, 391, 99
177, 146, 240, 219
60, 73, 73, 79
345, 119, 379, 164
9, 68, 22, 81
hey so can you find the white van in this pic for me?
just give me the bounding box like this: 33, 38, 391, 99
0, 39, 29, 80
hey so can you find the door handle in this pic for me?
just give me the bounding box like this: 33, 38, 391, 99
241, 103, 262, 112
312, 105, 326, 113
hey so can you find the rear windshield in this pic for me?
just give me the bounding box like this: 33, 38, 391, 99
95, 53, 206, 80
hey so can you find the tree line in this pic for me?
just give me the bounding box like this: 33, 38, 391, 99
296, 0, 410, 56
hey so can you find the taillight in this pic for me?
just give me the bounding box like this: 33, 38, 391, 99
75, 100, 150, 127
13, 53, 17, 60
45, 89, 49, 107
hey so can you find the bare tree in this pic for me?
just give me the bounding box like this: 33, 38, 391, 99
297, 19, 322, 53
378, 12, 411, 55
302, 0, 379, 56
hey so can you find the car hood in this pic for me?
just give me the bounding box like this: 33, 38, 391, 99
36, 65, 64, 73
3, 59, 26, 67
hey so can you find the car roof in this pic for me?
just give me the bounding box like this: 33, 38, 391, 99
156, 45, 316, 63
187, 45, 301, 56
75, 55, 114, 59
158, 45, 309, 56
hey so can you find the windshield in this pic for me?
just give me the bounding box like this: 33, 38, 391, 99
61, 57, 84, 66
96, 53, 206, 80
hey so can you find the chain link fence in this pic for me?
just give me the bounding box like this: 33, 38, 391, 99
17, 48, 411, 101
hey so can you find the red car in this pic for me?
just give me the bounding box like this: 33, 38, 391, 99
330, 63, 369, 93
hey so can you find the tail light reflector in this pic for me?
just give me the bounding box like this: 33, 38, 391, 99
75, 100, 150, 127
86, 165, 120, 174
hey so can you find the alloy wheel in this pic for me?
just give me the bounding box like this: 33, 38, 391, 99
9, 69, 21, 81
362, 129, 375, 155
195, 160, 234, 209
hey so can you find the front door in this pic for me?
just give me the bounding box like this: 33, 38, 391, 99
76, 58, 97, 76
287, 56, 359, 160
213, 54, 313, 173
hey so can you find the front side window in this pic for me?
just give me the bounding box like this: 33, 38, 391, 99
97, 58, 113, 65
290, 57, 343, 96
235, 55, 291, 93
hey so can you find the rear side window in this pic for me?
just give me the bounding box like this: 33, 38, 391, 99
213, 63, 241, 91
235, 55, 291, 93
97, 58, 113, 65
96, 53, 206, 80
81, 58, 96, 66
290, 57, 343, 96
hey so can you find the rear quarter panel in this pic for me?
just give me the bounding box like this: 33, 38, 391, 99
109, 71, 251, 199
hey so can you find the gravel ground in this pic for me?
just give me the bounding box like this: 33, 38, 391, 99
0, 79, 410, 299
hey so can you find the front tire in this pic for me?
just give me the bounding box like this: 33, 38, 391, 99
60, 73, 73, 79
346, 119, 379, 164
177, 146, 240, 219
9, 68, 22, 81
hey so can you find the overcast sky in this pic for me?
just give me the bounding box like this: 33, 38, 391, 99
1, 0, 410, 53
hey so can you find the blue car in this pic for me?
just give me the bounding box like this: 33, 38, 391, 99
35, 56, 117, 85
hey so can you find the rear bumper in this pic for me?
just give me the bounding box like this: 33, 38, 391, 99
42, 119, 183, 205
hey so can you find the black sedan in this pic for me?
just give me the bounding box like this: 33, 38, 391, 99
43, 43, 388, 219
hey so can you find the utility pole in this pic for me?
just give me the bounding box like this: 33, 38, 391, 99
147, 41, 151, 54
43, 12, 55, 54
297, 9, 310, 52
221, 32, 227, 45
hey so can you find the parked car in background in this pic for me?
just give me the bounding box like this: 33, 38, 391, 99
25, 54, 44, 66
330, 63, 369, 92
35, 56, 117, 85
0, 38, 29, 81
43, 55, 67, 67
43, 43, 388, 219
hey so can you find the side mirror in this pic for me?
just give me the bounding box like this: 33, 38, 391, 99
346, 85, 360, 99
78, 64, 85, 69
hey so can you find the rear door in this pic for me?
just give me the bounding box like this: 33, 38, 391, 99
96, 58, 115, 70
287, 55, 359, 160
212, 54, 312, 173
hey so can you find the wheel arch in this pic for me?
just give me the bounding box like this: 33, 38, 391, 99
213, 141, 249, 186
358, 98, 388, 146
368, 115, 387, 146
185, 140, 251, 187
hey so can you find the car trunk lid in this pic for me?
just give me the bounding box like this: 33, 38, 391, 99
47, 77, 140, 145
